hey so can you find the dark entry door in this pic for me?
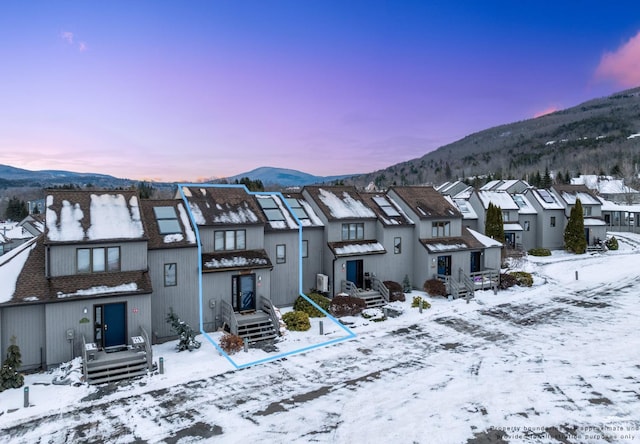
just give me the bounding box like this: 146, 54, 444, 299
233, 274, 256, 312
346, 260, 364, 288
470, 251, 481, 273
437, 255, 452, 276
95, 302, 127, 349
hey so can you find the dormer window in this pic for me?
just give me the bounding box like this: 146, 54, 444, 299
77, 247, 120, 273
432, 221, 450, 237
214, 229, 246, 251
342, 223, 364, 240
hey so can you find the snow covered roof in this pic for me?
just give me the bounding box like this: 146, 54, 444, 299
255, 194, 300, 230
552, 184, 600, 206
281, 193, 324, 228
390, 186, 460, 219
328, 240, 386, 257
527, 188, 564, 210
1, 221, 35, 240
445, 196, 478, 220
512, 194, 537, 215
303, 186, 376, 220
202, 249, 272, 272
45, 190, 145, 243
476, 191, 519, 211
504, 222, 524, 232
584, 218, 607, 226
359, 193, 414, 226
181, 186, 264, 226
420, 227, 486, 253
0, 237, 38, 304
140, 200, 197, 250
598, 199, 640, 213
467, 228, 502, 248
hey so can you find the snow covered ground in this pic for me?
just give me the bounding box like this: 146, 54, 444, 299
2, 233, 640, 443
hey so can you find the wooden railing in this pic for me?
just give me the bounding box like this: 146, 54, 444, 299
220, 300, 238, 335
139, 326, 153, 371
341, 280, 358, 297
81, 335, 88, 383
371, 276, 389, 303
259, 296, 280, 335
469, 269, 499, 291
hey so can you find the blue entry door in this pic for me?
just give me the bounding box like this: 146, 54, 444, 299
346, 260, 364, 288
102, 302, 127, 348
234, 274, 256, 312
437, 255, 452, 276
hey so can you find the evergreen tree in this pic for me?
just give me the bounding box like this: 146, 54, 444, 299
235, 177, 264, 191
402, 274, 412, 293
137, 181, 156, 199
485, 202, 505, 242
564, 198, 587, 254
166, 308, 201, 351
541, 166, 553, 188
0, 336, 24, 392
5, 197, 28, 221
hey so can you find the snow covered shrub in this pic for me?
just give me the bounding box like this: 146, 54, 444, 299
510, 271, 533, 287
166, 308, 201, 351
282, 311, 311, 331
0, 336, 24, 392
605, 236, 618, 250
423, 279, 447, 297
219, 333, 244, 354
361, 308, 386, 322
528, 248, 551, 256
293, 293, 330, 317
411, 296, 431, 309
329, 295, 367, 317
384, 280, 405, 302
499, 273, 518, 290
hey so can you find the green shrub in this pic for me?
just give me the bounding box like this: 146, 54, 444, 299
219, 333, 244, 355
423, 279, 447, 297
510, 271, 533, 287
293, 293, 331, 317
528, 248, 551, 256
282, 311, 311, 331
329, 295, 367, 317
605, 236, 619, 250
411, 296, 431, 309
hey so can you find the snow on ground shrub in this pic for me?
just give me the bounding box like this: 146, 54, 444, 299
423, 279, 447, 297
293, 293, 330, 317
411, 296, 431, 309
384, 280, 405, 302
361, 308, 386, 322
329, 295, 367, 317
282, 311, 311, 331
528, 248, 551, 256
166, 308, 201, 351
219, 333, 244, 355
510, 271, 533, 287
606, 236, 619, 250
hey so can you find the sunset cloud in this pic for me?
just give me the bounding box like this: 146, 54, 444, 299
60, 31, 74, 44
79, 41, 88, 52
534, 106, 559, 118
595, 31, 640, 87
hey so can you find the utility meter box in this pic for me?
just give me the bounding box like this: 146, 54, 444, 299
66, 328, 75, 340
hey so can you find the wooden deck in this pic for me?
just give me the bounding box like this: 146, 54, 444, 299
85, 348, 149, 385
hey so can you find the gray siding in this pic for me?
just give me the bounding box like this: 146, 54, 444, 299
48, 241, 148, 277
1, 305, 45, 370
519, 214, 537, 251
148, 247, 200, 340
375, 224, 414, 286
301, 228, 324, 294
264, 230, 300, 306
44, 294, 152, 368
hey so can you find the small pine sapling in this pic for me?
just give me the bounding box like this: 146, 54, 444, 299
0, 336, 24, 392
166, 308, 201, 351
402, 274, 412, 293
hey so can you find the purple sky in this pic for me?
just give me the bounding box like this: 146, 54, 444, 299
1, 1, 639, 182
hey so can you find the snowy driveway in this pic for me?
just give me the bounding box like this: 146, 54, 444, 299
2, 235, 640, 443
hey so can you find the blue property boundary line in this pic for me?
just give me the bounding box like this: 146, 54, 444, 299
178, 183, 356, 369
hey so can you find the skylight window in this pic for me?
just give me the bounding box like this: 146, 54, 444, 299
456, 201, 470, 213
372, 196, 401, 217
513, 195, 528, 208
285, 198, 310, 220
153, 206, 181, 234
258, 196, 286, 222
538, 190, 555, 204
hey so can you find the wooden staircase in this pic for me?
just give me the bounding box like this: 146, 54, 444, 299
357, 290, 386, 308
221, 297, 280, 343
85, 350, 148, 385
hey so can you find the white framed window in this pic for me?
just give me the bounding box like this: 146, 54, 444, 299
550, 216, 556, 227
276, 244, 286, 264
164, 263, 177, 286
524, 220, 530, 231
302, 240, 308, 258
394, 237, 401, 254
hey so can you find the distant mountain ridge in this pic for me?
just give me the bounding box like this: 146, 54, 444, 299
0, 164, 136, 188
219, 166, 359, 187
